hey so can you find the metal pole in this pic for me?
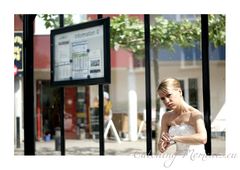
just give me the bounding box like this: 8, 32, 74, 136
59, 14, 65, 155
23, 14, 36, 155
97, 14, 103, 19
98, 84, 104, 155
97, 14, 105, 155
16, 117, 21, 148
201, 14, 212, 155
144, 14, 152, 155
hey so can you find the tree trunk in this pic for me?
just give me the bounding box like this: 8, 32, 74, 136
152, 47, 161, 154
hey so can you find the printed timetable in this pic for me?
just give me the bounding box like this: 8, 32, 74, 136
53, 25, 104, 82
51, 17, 110, 86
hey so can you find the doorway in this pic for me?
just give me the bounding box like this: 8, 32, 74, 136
37, 80, 61, 140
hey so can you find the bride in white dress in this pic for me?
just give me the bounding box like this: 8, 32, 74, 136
157, 78, 207, 155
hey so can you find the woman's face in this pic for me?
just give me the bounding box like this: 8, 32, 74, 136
159, 88, 182, 110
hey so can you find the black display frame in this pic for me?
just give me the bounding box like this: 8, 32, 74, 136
50, 17, 110, 86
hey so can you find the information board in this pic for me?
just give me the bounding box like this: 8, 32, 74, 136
51, 17, 110, 86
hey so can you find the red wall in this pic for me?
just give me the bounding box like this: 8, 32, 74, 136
64, 87, 77, 139
14, 15, 23, 31
34, 35, 50, 69
111, 48, 133, 68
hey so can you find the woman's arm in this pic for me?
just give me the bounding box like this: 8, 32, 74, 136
158, 113, 171, 153
173, 112, 207, 145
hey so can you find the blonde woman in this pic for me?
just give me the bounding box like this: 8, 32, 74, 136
157, 78, 207, 155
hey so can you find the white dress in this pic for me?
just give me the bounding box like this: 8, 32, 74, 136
168, 123, 206, 155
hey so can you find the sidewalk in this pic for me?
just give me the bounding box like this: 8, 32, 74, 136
14, 137, 225, 156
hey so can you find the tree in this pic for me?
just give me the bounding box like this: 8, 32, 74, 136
111, 14, 225, 52
38, 14, 74, 28
208, 14, 225, 47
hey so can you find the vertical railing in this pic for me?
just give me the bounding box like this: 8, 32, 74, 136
59, 14, 66, 155
97, 14, 105, 155
144, 14, 152, 155
201, 14, 212, 155
23, 14, 36, 155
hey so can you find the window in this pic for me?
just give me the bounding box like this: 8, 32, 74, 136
179, 78, 199, 109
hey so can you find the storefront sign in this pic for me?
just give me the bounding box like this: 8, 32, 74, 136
14, 32, 23, 76
51, 17, 110, 86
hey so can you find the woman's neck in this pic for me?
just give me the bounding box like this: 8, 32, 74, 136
174, 100, 190, 115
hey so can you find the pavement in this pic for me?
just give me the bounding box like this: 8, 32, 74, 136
14, 137, 225, 156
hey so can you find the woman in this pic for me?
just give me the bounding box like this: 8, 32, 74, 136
157, 78, 207, 155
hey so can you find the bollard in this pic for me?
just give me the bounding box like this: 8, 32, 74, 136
55, 127, 61, 151
80, 128, 86, 140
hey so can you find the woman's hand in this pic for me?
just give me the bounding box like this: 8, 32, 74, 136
158, 133, 171, 153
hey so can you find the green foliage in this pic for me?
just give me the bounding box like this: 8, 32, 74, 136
63, 14, 74, 26
110, 14, 225, 59
209, 14, 225, 47
110, 15, 145, 58
39, 14, 225, 58
151, 16, 178, 51
176, 18, 201, 48
38, 14, 74, 28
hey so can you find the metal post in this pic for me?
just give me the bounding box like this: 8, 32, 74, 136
144, 14, 152, 155
98, 84, 104, 155
16, 117, 20, 148
97, 14, 103, 19
59, 14, 65, 155
97, 14, 105, 155
23, 14, 36, 155
201, 14, 212, 155
60, 88, 65, 155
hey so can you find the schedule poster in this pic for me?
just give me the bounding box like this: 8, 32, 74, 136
53, 25, 104, 82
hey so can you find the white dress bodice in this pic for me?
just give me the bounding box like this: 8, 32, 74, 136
169, 123, 205, 155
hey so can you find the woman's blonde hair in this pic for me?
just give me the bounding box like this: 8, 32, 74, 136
157, 77, 181, 93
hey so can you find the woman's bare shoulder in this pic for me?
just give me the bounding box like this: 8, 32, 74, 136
162, 111, 174, 120
161, 111, 174, 128
189, 107, 203, 119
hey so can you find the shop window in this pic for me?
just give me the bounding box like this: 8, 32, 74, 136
188, 78, 199, 109
179, 78, 199, 109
